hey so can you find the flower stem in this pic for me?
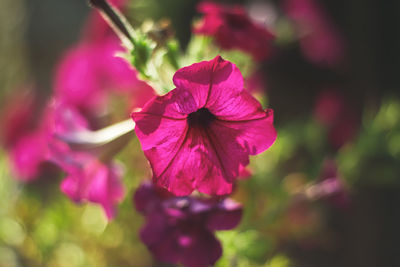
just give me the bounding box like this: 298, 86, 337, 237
58, 119, 135, 150
89, 0, 136, 49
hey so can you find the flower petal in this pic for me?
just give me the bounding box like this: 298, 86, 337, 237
180, 229, 222, 267
209, 88, 265, 121
207, 198, 243, 230
147, 124, 248, 196
132, 90, 189, 150
173, 56, 243, 109
213, 109, 276, 155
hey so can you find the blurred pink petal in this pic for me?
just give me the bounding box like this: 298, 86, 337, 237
284, 0, 345, 67
54, 6, 155, 115
314, 89, 358, 149
60, 159, 124, 220
0, 90, 39, 148
194, 2, 275, 61
10, 133, 49, 182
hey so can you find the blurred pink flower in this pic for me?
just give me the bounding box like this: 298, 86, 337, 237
284, 0, 345, 67
10, 132, 49, 182
6, 100, 85, 181
314, 89, 358, 149
6, 98, 125, 218
60, 157, 125, 220
134, 182, 242, 267
54, 37, 154, 114
47, 101, 125, 219
194, 2, 275, 61
0, 90, 39, 148
132, 56, 276, 196
6, 98, 56, 181
54, 1, 155, 115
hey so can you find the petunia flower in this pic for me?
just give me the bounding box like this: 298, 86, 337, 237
54, 37, 154, 115
134, 182, 242, 267
47, 101, 125, 220
59, 156, 125, 220
132, 56, 276, 196
194, 2, 275, 61
6, 98, 58, 182
0, 90, 39, 148
5, 97, 125, 218
9, 132, 49, 182
5, 99, 86, 181
283, 0, 345, 67
54, 1, 155, 115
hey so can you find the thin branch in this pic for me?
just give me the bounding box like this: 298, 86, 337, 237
89, 0, 136, 49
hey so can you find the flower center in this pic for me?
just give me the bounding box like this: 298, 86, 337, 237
187, 108, 216, 128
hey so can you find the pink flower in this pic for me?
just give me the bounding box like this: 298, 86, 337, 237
6, 99, 57, 182
134, 182, 242, 267
283, 0, 345, 67
0, 90, 39, 148
47, 101, 125, 219
6, 101, 82, 181
194, 2, 275, 61
132, 56, 276, 196
54, 37, 154, 114
10, 132, 49, 182
5, 98, 125, 218
60, 158, 125, 220
54, 2, 155, 115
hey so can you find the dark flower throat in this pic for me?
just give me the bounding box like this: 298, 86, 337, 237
187, 108, 216, 128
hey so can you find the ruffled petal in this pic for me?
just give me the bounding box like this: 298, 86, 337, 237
147, 123, 247, 196
173, 56, 243, 109
214, 109, 276, 155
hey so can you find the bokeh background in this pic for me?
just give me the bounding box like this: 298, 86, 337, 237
1, 0, 400, 266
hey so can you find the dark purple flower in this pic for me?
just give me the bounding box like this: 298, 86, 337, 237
134, 182, 242, 267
